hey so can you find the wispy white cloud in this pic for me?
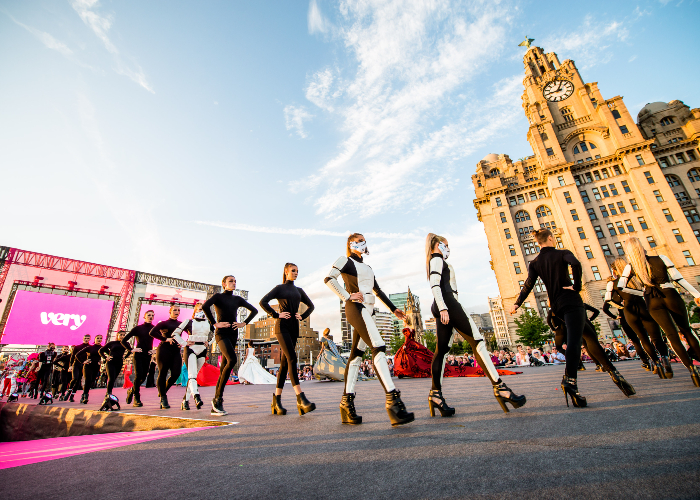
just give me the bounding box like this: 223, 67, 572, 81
195, 220, 418, 240
290, 0, 522, 219
308, 0, 331, 34
71, 0, 154, 93
10, 16, 73, 57
284, 104, 313, 138
541, 15, 629, 69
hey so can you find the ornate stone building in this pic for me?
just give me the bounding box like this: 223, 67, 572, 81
472, 45, 700, 345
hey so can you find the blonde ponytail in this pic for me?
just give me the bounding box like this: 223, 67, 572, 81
425, 233, 446, 280
623, 237, 653, 287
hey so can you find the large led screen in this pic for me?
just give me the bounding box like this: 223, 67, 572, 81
2, 290, 115, 345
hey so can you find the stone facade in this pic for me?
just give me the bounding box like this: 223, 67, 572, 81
473, 46, 700, 345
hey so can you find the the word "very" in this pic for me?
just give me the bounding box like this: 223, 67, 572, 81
40, 312, 87, 330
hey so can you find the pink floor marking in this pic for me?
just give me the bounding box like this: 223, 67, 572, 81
0, 427, 215, 469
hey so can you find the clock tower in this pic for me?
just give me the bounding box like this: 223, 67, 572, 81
472, 45, 700, 347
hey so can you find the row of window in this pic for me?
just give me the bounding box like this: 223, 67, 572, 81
494, 190, 548, 207
659, 150, 696, 167
574, 166, 623, 185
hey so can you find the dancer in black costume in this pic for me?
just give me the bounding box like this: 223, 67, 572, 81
512, 229, 588, 407
37, 342, 57, 397
621, 237, 700, 386
74, 335, 103, 404
52, 346, 71, 398
121, 309, 155, 407
605, 258, 667, 378
548, 305, 600, 370
150, 305, 191, 409
260, 263, 316, 416
325, 233, 414, 426
65, 334, 91, 402
98, 331, 127, 410
426, 233, 525, 415
203, 275, 258, 416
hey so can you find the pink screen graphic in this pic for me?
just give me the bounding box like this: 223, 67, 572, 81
137, 303, 195, 346
2, 290, 115, 345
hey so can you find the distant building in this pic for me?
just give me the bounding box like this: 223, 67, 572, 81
373, 308, 394, 343
489, 296, 513, 347
480, 313, 493, 329
340, 299, 352, 349
424, 317, 437, 336
389, 289, 421, 337
245, 303, 321, 365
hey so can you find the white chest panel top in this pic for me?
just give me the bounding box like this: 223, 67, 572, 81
189, 320, 210, 343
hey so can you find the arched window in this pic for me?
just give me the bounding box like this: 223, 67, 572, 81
688, 168, 700, 183
536, 205, 552, 218
572, 141, 597, 154
490, 168, 500, 177
665, 174, 681, 187
515, 210, 531, 223
660, 117, 675, 126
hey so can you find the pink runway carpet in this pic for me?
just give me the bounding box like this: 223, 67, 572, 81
0, 427, 215, 470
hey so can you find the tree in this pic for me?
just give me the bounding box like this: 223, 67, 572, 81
592, 320, 602, 341
422, 331, 437, 353
514, 308, 553, 348
487, 336, 498, 352
388, 334, 405, 355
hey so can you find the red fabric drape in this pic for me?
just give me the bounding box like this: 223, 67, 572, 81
196, 363, 238, 386
394, 328, 521, 378
122, 365, 134, 389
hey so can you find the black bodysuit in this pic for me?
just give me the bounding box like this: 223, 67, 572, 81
150, 319, 191, 398
121, 322, 154, 395
260, 281, 315, 388
203, 291, 258, 400
75, 344, 103, 395
68, 342, 90, 392
99, 341, 127, 394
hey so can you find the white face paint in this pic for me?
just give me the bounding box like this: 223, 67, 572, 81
438, 242, 450, 259
350, 240, 369, 254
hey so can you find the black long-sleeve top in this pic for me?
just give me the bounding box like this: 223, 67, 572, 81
203, 290, 258, 339
75, 344, 103, 365
259, 281, 314, 320
38, 349, 57, 371
121, 322, 155, 355
585, 304, 599, 322
515, 246, 583, 314
99, 341, 127, 361
69, 342, 90, 366
54, 352, 71, 371
149, 319, 191, 347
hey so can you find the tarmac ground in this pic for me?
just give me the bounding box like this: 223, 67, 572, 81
2, 362, 700, 500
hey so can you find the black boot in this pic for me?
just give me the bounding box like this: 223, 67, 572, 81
271, 394, 287, 415
561, 375, 587, 408
68, 392, 75, 403
126, 388, 134, 404
660, 356, 673, 379
385, 389, 414, 426
181, 397, 190, 411
689, 366, 700, 388
428, 389, 455, 417
296, 392, 316, 416
595, 364, 604, 372
193, 393, 203, 410
641, 361, 651, 372
211, 397, 227, 416
493, 381, 527, 413
608, 369, 635, 397
339, 393, 362, 424
80, 393, 88, 405
133, 392, 143, 407
160, 395, 170, 409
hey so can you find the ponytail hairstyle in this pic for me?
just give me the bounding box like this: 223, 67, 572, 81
282, 263, 298, 284
611, 257, 643, 290
623, 237, 653, 287
425, 233, 446, 280
221, 275, 235, 288
191, 302, 203, 318
532, 228, 552, 245
346, 233, 364, 257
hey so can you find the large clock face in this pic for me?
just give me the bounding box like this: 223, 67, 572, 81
543, 80, 574, 102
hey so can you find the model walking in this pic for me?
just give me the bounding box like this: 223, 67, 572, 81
74, 335, 104, 404
260, 263, 316, 416
64, 334, 91, 402
620, 237, 700, 386
605, 258, 667, 378
52, 346, 71, 399
511, 229, 588, 407
121, 309, 155, 407
150, 305, 191, 409
238, 341, 278, 385
325, 233, 414, 426
98, 331, 127, 411
171, 303, 212, 411
203, 275, 258, 415
426, 233, 525, 415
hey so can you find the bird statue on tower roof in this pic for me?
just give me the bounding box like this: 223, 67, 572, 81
518, 36, 535, 48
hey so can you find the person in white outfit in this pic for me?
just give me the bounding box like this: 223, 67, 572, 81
238, 341, 278, 385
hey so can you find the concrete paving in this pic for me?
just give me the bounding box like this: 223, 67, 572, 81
3, 362, 700, 499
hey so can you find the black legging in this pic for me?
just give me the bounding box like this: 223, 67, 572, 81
215, 335, 237, 400
553, 313, 612, 372
132, 352, 150, 395
646, 288, 700, 368
146, 360, 156, 387
431, 301, 496, 390
560, 307, 585, 379
156, 344, 182, 397
82, 364, 97, 395
105, 359, 123, 394
618, 314, 649, 363
69, 362, 84, 391
276, 324, 300, 389
622, 299, 667, 361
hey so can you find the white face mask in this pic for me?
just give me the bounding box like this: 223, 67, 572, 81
194, 311, 206, 320
438, 242, 450, 259
350, 240, 369, 254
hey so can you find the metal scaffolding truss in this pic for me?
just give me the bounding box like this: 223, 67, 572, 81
135, 271, 220, 295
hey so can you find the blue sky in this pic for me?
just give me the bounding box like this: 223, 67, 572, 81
1, 0, 698, 338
